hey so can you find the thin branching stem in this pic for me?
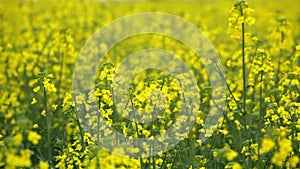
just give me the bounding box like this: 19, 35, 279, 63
129, 95, 144, 168
239, 3, 251, 168
240, 7, 248, 133
257, 70, 264, 165
42, 84, 51, 167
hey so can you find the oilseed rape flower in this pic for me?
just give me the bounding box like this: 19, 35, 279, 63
6, 149, 32, 168
33, 124, 39, 128
225, 149, 238, 161
28, 131, 41, 145
43, 77, 57, 93
287, 156, 299, 168
33, 86, 40, 93
232, 163, 243, 169
31, 97, 37, 104
260, 137, 275, 154
39, 161, 49, 169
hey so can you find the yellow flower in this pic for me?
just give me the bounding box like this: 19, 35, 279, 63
225, 150, 238, 161
28, 131, 41, 145
272, 152, 285, 167
33, 124, 39, 128
41, 110, 46, 116
31, 98, 37, 104
252, 36, 258, 42
43, 77, 57, 93
245, 17, 255, 25
62, 92, 75, 109
260, 137, 275, 154
279, 138, 292, 153
40, 161, 49, 169
296, 45, 300, 51
51, 104, 58, 110
226, 59, 232, 67
33, 86, 40, 93
219, 129, 229, 135
6, 150, 32, 168
20, 149, 32, 166
232, 162, 243, 169
250, 143, 258, 161
213, 151, 218, 157
13, 133, 23, 146
142, 129, 150, 137
47, 73, 55, 78
196, 117, 204, 125
288, 156, 299, 168
6, 153, 17, 168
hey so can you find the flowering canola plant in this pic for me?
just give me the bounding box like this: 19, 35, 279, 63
0, 0, 299, 168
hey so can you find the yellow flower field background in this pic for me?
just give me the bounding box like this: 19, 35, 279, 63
0, 0, 299, 168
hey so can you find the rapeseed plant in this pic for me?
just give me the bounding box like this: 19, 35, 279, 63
0, 0, 299, 168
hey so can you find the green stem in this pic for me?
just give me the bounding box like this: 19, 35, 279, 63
75, 112, 85, 148
241, 11, 247, 129
129, 96, 144, 168
98, 96, 101, 144
42, 84, 51, 167
257, 70, 264, 166
152, 156, 156, 169
240, 4, 250, 168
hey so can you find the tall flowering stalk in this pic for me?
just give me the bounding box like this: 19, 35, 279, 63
228, 1, 256, 167
229, 0, 255, 130
32, 73, 58, 166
